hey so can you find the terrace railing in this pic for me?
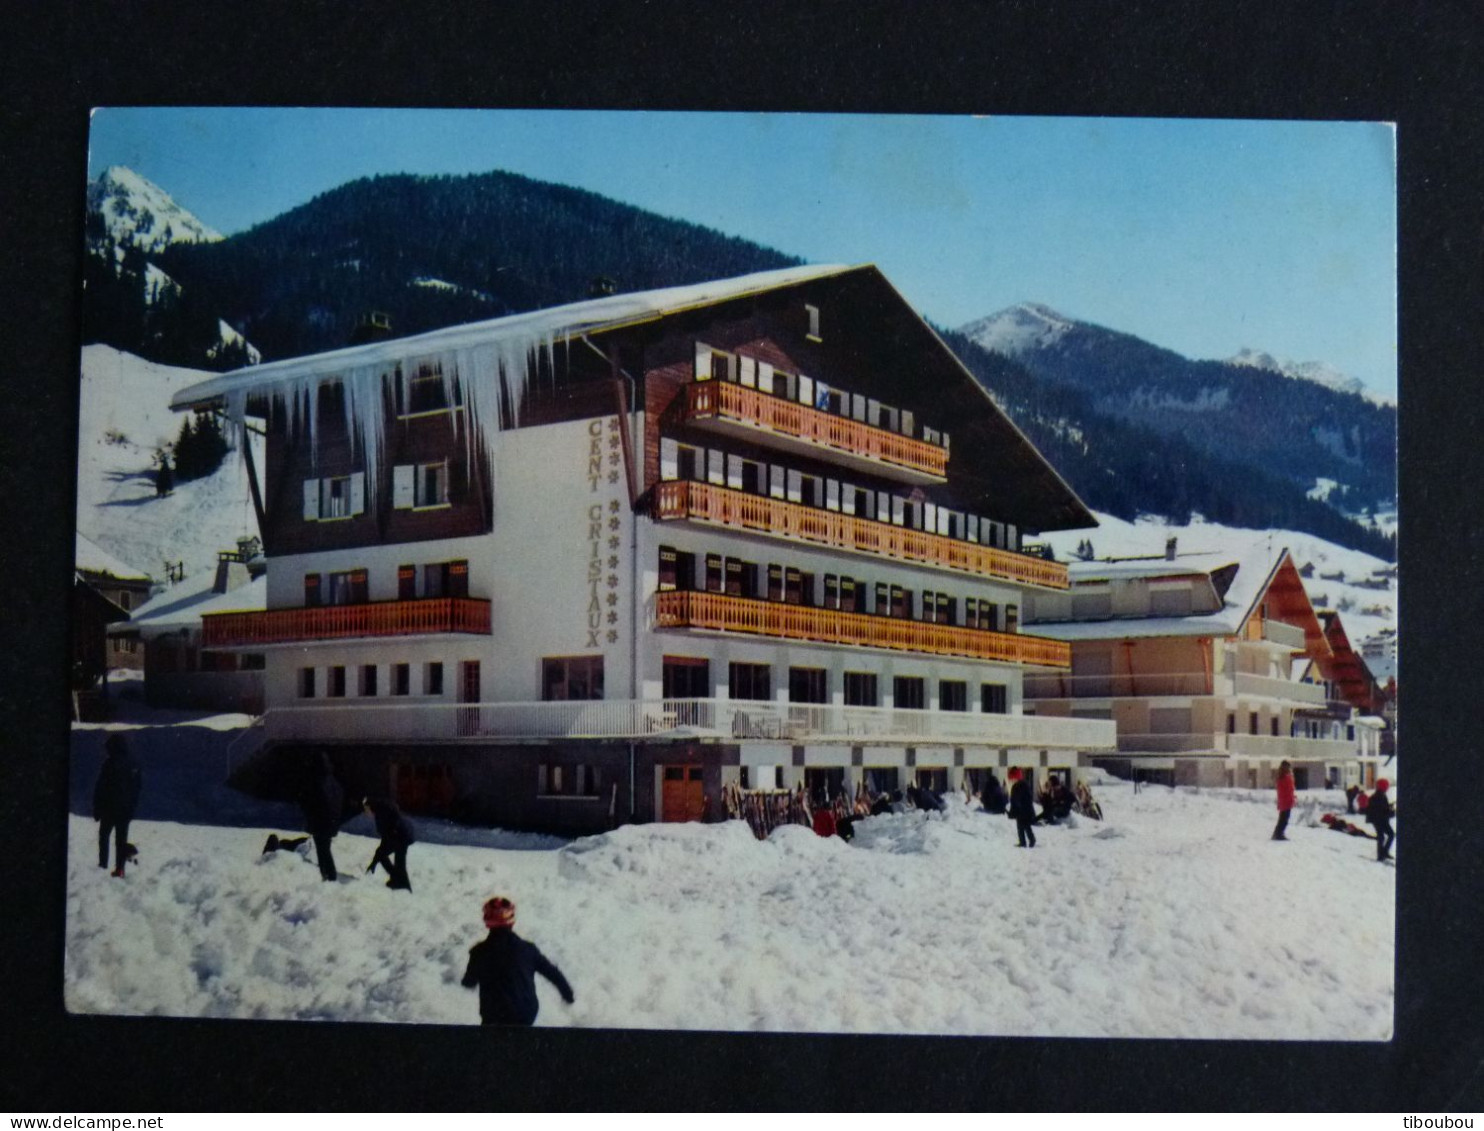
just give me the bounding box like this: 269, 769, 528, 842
202, 597, 492, 648
654, 480, 1068, 590
654, 589, 1070, 668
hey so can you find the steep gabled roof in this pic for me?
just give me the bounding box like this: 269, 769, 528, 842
75, 532, 151, 582
125, 573, 266, 635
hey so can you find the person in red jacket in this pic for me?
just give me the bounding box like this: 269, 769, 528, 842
1272, 760, 1296, 841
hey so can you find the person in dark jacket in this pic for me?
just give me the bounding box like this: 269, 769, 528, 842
363, 796, 415, 890
93, 733, 142, 877
462, 897, 575, 1026
1345, 783, 1360, 813
980, 772, 1008, 815
1007, 768, 1036, 848
300, 751, 345, 882
1365, 778, 1395, 862
1272, 760, 1296, 841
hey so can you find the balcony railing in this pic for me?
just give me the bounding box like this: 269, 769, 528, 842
1114, 732, 1359, 759
1023, 670, 1332, 704
655, 480, 1069, 591
202, 597, 492, 647
684, 381, 948, 481
263, 697, 1116, 749
655, 589, 1070, 668
1260, 619, 1308, 650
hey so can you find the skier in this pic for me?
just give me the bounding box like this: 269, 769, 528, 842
1272, 760, 1296, 841
1007, 768, 1036, 848
363, 796, 415, 890
462, 897, 575, 1026
93, 733, 142, 877
1365, 778, 1395, 862
300, 751, 345, 882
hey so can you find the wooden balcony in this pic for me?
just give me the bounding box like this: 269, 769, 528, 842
683, 381, 947, 483
202, 597, 492, 647
655, 480, 1069, 591
655, 589, 1070, 668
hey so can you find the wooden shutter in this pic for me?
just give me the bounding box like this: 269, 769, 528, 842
707, 449, 725, 486
739, 356, 756, 388
786, 470, 802, 504
726, 454, 743, 491
660, 437, 679, 480
303, 479, 320, 520
393, 465, 415, 509
694, 341, 712, 380
797, 374, 814, 406
350, 472, 365, 516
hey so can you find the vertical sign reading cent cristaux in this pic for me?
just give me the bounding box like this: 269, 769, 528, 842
584, 417, 625, 649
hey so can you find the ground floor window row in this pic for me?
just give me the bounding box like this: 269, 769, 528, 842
658, 546, 1019, 631
660, 436, 1018, 550
302, 558, 470, 606
298, 659, 468, 699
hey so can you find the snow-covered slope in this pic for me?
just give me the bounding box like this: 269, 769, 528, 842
76, 345, 261, 584
1043, 511, 1398, 655
87, 165, 223, 253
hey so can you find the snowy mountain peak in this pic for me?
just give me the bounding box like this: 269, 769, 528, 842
1227, 348, 1391, 406
958, 302, 1077, 357
87, 165, 224, 254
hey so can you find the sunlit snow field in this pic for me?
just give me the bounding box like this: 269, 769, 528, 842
67, 697, 1395, 1040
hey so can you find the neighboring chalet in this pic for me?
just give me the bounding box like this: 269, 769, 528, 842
75, 532, 154, 671
1304, 610, 1392, 765
171, 264, 1115, 832
115, 538, 268, 714
1022, 543, 1385, 790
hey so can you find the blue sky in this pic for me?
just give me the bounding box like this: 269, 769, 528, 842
88, 108, 1397, 398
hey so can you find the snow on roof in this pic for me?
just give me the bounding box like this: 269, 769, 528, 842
75, 531, 151, 581
1035, 543, 1287, 642
125, 573, 265, 634
170, 264, 854, 409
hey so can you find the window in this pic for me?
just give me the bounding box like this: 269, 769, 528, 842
981, 683, 1008, 714
675, 444, 700, 481
392, 663, 411, 696
1004, 604, 1019, 634
241, 653, 266, 671
894, 676, 926, 710
824, 575, 839, 609
891, 586, 911, 619
424, 560, 469, 599
658, 546, 696, 592
967, 600, 998, 631
805, 767, 845, 807
543, 656, 605, 701
397, 368, 461, 416
1227, 713, 1236, 734
397, 565, 416, 600
788, 666, 828, 704
705, 553, 724, 593
864, 767, 900, 794
729, 662, 771, 701
321, 475, 354, 519
360, 664, 378, 696
328, 665, 347, 698
426, 662, 445, 696
393, 462, 451, 509
767, 564, 784, 602
844, 672, 879, 707
940, 680, 968, 712
725, 558, 757, 598
805, 303, 821, 340
538, 764, 603, 798
1249, 712, 1259, 735
304, 573, 322, 607
662, 656, 710, 699
784, 567, 806, 605
1271, 717, 1280, 737
740, 765, 786, 790
916, 768, 950, 793
298, 667, 316, 699
840, 577, 861, 614
327, 568, 368, 606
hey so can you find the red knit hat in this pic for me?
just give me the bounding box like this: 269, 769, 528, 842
1375, 779, 1390, 792
482, 897, 515, 929
1008, 768, 1022, 781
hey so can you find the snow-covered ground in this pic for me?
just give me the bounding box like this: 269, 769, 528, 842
67, 695, 1396, 1039
76, 344, 262, 582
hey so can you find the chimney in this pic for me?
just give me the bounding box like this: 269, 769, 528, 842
1165, 536, 1178, 561
349, 311, 393, 345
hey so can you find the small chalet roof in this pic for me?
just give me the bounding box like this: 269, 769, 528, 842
170, 265, 851, 410
1033, 543, 1318, 646
75, 532, 151, 582
123, 573, 266, 635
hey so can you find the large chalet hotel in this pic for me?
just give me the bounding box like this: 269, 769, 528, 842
172, 265, 1121, 830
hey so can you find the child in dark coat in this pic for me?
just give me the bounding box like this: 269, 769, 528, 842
1008, 768, 1036, 848
1365, 778, 1395, 862
462, 897, 575, 1026
363, 796, 415, 890
94, 733, 142, 877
